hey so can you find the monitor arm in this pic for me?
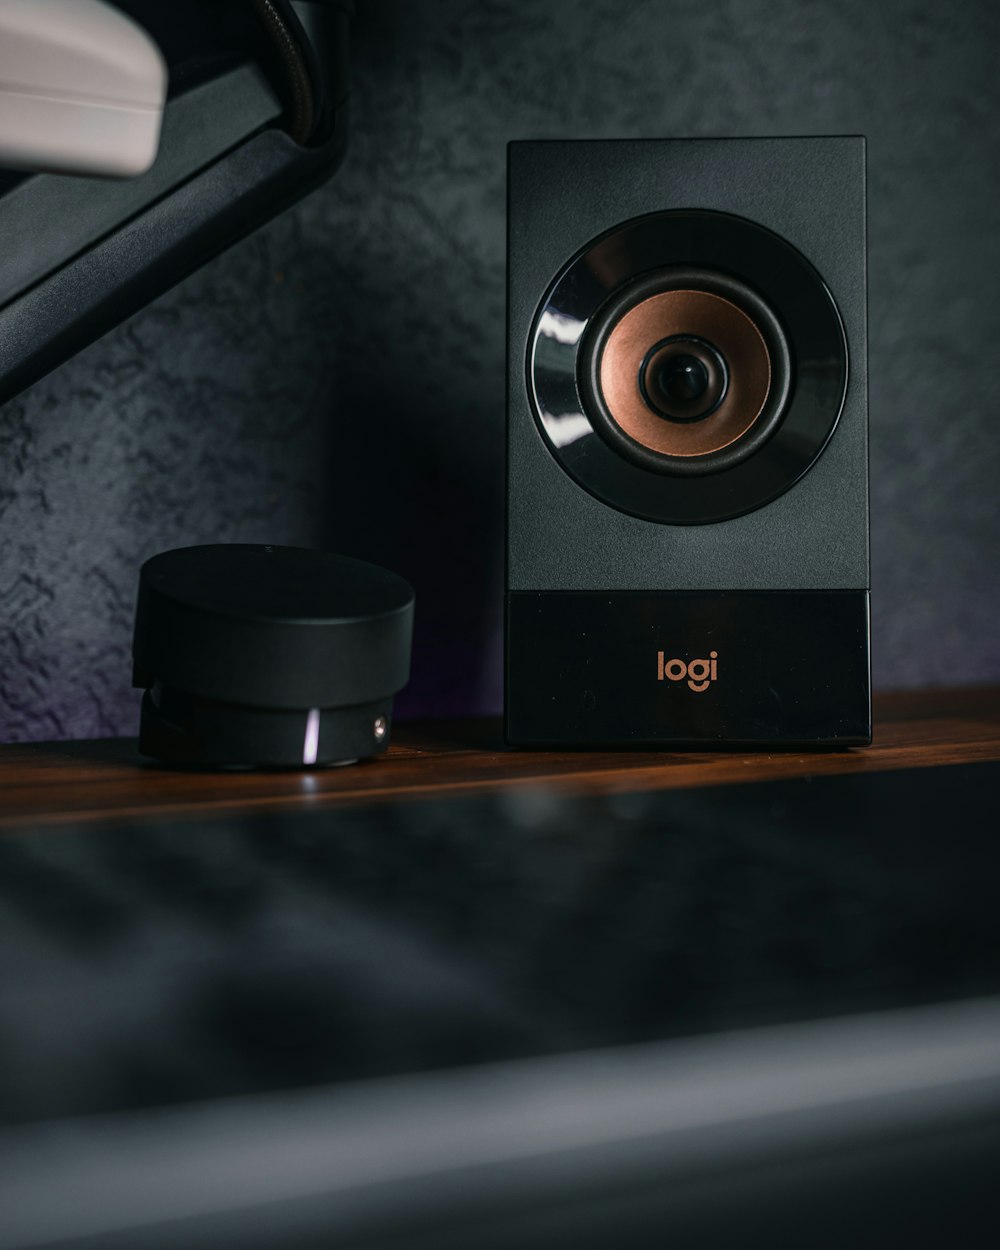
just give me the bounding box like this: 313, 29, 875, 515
0, 0, 353, 409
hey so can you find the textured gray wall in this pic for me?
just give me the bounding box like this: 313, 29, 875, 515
1, 0, 998, 742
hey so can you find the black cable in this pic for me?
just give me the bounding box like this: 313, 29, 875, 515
251, 0, 315, 144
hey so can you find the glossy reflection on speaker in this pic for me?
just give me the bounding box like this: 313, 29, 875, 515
507, 138, 870, 747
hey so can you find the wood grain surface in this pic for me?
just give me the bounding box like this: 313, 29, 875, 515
0, 687, 997, 830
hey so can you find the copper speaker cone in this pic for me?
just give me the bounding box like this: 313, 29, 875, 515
599, 289, 772, 457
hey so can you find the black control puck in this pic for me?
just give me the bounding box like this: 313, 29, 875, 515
132, 544, 414, 768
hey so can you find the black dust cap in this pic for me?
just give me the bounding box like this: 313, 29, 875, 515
132, 545, 415, 768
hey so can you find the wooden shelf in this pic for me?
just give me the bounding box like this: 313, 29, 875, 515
1, 686, 998, 830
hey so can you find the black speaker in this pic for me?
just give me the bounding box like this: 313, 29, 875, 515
505, 138, 870, 747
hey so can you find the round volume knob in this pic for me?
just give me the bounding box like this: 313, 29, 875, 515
132, 544, 415, 768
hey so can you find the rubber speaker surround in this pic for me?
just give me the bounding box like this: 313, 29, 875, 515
527, 210, 849, 525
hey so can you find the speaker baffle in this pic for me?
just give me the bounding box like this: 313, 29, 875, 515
528, 209, 849, 525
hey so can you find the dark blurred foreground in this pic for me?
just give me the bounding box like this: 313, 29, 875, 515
0, 762, 997, 1246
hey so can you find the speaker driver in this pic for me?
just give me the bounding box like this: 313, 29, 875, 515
579, 267, 792, 475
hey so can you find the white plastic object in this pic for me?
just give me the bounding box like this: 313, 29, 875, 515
0, 0, 167, 177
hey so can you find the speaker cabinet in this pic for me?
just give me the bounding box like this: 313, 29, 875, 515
506, 138, 870, 747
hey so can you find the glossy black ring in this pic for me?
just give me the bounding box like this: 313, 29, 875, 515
527, 210, 849, 524
639, 335, 729, 423
579, 266, 793, 477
